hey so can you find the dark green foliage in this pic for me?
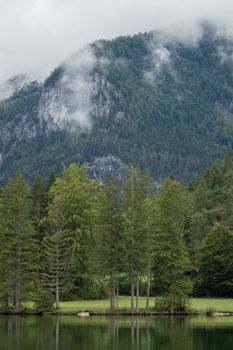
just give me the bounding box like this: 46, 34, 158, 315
31, 175, 47, 241
1, 152, 233, 311
198, 223, 233, 297
94, 177, 125, 310
0, 172, 37, 308
153, 179, 192, 312
32, 287, 54, 312
46, 169, 56, 194
42, 164, 101, 302
123, 166, 149, 277
189, 150, 233, 296
0, 81, 42, 123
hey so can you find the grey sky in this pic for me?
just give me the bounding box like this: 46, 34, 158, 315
0, 0, 233, 82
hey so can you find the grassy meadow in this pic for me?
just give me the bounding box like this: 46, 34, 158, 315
58, 296, 233, 313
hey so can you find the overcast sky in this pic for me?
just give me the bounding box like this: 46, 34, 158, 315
1, 0, 233, 82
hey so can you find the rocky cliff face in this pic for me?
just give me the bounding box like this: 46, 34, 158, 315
38, 71, 117, 131
87, 154, 127, 184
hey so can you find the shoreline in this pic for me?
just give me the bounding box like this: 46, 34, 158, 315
1, 309, 233, 317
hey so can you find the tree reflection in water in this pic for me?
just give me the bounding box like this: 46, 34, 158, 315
0, 315, 233, 350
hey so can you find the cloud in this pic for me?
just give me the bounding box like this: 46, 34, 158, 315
60, 46, 97, 129
1, 0, 233, 83
0, 74, 31, 101
38, 45, 97, 130
218, 47, 233, 65
144, 42, 171, 84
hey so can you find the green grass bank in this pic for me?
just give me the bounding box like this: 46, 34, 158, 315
58, 296, 233, 314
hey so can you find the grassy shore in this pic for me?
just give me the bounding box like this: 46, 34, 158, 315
2, 297, 233, 315
58, 296, 233, 313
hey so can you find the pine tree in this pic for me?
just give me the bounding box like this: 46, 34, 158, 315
153, 178, 192, 313
41, 195, 76, 309
144, 197, 157, 311
123, 166, 149, 313
52, 164, 100, 297
199, 223, 233, 297
41, 163, 100, 304
0, 173, 37, 309
95, 177, 125, 312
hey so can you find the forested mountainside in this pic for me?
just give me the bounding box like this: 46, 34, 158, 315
1, 23, 233, 184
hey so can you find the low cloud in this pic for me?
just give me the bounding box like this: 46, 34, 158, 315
218, 47, 233, 65
0, 74, 31, 101
60, 46, 97, 129
38, 45, 101, 131
2, 1, 233, 84
144, 42, 171, 85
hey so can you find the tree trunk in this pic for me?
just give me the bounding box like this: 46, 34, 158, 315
16, 257, 21, 309
116, 275, 119, 312
12, 293, 16, 308
55, 239, 60, 309
109, 283, 113, 312
110, 272, 115, 312
113, 275, 116, 312
4, 293, 9, 309
55, 278, 59, 309
146, 265, 151, 312
131, 274, 134, 314
171, 300, 174, 315
136, 273, 139, 313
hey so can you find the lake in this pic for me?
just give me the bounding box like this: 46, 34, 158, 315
0, 315, 233, 349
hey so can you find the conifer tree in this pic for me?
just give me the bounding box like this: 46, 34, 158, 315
123, 166, 148, 313
51, 164, 100, 297
0, 173, 37, 309
144, 197, 157, 311
199, 223, 233, 297
41, 163, 100, 304
153, 178, 192, 313
95, 177, 125, 312
41, 195, 76, 309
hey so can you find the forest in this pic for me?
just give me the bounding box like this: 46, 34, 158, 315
1, 151, 233, 314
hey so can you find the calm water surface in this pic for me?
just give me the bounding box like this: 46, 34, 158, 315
0, 315, 233, 350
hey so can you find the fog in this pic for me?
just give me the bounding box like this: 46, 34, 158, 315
1, 0, 233, 83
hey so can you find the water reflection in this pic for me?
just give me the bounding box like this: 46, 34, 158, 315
0, 315, 233, 350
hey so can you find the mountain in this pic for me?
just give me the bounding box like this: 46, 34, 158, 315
1, 23, 233, 184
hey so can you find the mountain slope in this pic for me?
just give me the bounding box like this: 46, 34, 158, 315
1, 24, 233, 184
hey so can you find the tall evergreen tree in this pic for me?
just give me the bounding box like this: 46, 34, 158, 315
41, 163, 100, 301
153, 178, 192, 313
144, 197, 157, 311
41, 195, 76, 309
199, 223, 233, 297
123, 166, 149, 313
0, 173, 37, 308
95, 177, 125, 312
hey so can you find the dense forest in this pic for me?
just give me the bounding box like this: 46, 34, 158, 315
1, 152, 233, 313
2, 24, 233, 184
